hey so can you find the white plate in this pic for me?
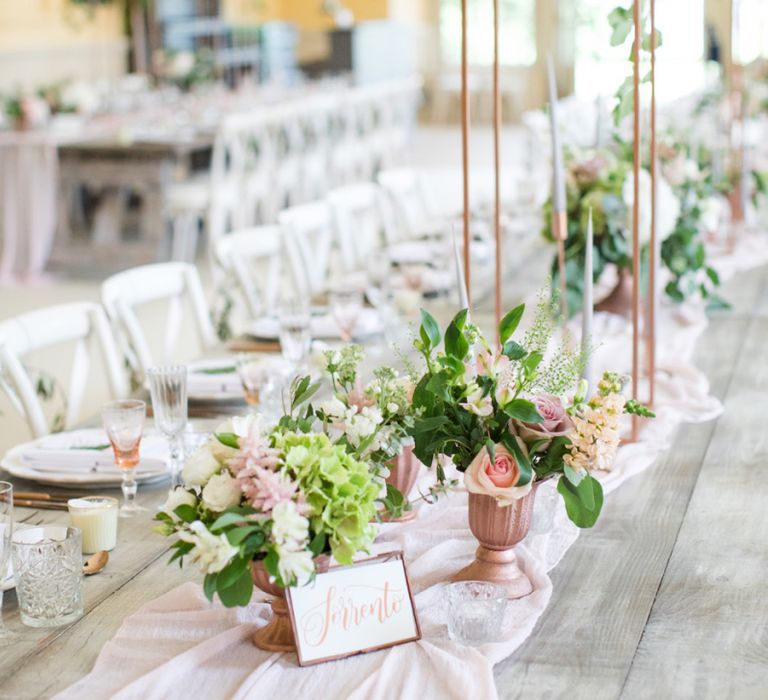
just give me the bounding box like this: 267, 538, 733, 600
1, 432, 170, 488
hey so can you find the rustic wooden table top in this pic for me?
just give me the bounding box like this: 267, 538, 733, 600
0, 258, 765, 698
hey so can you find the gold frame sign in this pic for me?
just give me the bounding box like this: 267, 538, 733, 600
285, 551, 421, 666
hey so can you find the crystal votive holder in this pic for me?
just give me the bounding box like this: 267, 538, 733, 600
68, 496, 119, 554
446, 581, 506, 646
11, 526, 84, 628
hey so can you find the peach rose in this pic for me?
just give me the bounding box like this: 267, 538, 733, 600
463, 441, 532, 506
514, 395, 573, 451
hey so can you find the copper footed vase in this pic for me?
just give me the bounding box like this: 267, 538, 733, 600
251, 562, 296, 652
453, 488, 537, 599
595, 267, 634, 318
383, 445, 424, 523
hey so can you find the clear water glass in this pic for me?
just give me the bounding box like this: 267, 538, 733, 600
447, 581, 506, 646
11, 526, 83, 628
102, 399, 146, 517
0, 482, 12, 641
330, 288, 363, 341
147, 366, 188, 489
236, 354, 275, 410
278, 301, 312, 369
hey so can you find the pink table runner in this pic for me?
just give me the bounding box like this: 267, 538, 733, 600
56, 233, 768, 699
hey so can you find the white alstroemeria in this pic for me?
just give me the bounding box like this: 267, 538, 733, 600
161, 486, 198, 520
182, 448, 221, 487
320, 396, 348, 420
201, 471, 242, 512
276, 546, 315, 587
179, 521, 238, 575
271, 500, 309, 548
461, 383, 493, 417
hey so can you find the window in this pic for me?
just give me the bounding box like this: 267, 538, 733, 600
439, 0, 537, 67
735, 0, 768, 64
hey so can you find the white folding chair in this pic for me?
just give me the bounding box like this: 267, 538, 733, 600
0, 302, 128, 438
214, 227, 289, 319
326, 183, 386, 272
163, 117, 244, 261
278, 202, 335, 298
101, 262, 216, 381
377, 168, 437, 242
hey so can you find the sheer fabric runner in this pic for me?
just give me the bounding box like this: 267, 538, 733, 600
56, 233, 768, 700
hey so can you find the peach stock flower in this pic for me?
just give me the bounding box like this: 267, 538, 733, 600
463, 442, 532, 506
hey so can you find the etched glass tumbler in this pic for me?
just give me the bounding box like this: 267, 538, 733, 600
446, 581, 506, 646
12, 526, 83, 628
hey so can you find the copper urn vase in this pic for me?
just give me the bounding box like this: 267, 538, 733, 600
453, 488, 537, 599
251, 556, 329, 652
383, 444, 424, 523
251, 561, 296, 652
595, 267, 634, 318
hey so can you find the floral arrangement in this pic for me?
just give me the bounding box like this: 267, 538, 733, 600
541, 140, 728, 313
2, 91, 49, 129
155, 412, 380, 606
410, 298, 653, 527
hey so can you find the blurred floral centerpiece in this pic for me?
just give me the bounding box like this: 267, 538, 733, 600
410, 298, 652, 595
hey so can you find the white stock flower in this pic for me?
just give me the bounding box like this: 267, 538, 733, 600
179, 521, 238, 575
271, 500, 310, 547
161, 486, 198, 520
344, 407, 382, 447
201, 471, 242, 512
182, 448, 221, 487
276, 546, 315, 587
622, 169, 680, 245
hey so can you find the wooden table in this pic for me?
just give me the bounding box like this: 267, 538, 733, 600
1, 261, 766, 698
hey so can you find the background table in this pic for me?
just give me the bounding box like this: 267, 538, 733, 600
0, 263, 766, 698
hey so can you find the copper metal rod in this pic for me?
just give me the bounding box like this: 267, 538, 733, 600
460, 0, 472, 307
647, 0, 657, 407
493, 0, 502, 341
631, 0, 641, 441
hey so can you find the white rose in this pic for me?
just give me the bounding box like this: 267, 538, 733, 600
161, 486, 198, 520
700, 196, 724, 233
622, 169, 680, 245
179, 521, 239, 575
320, 396, 348, 420
276, 546, 315, 587
271, 500, 309, 547
201, 471, 242, 512
182, 448, 221, 487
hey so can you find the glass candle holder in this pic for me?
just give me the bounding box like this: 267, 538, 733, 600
12, 526, 83, 628
446, 580, 506, 646
68, 497, 119, 554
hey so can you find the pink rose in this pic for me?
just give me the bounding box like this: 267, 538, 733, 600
514, 395, 573, 450
463, 442, 532, 506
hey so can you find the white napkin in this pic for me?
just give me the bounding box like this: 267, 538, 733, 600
246, 309, 383, 340
20, 429, 168, 474
186, 360, 241, 397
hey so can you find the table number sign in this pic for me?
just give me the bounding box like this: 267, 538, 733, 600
286, 551, 421, 666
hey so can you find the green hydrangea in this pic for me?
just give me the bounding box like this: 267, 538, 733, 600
272, 431, 378, 564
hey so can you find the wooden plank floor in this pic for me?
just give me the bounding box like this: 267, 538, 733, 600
494, 265, 768, 699
0, 260, 764, 699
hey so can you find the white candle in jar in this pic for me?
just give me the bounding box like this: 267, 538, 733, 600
68, 497, 119, 554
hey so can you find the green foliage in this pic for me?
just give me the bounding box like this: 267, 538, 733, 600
557, 473, 604, 528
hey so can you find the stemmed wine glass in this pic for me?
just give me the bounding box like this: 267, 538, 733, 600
330, 288, 363, 342
147, 366, 188, 489
278, 299, 312, 372
0, 482, 12, 642
102, 399, 146, 517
